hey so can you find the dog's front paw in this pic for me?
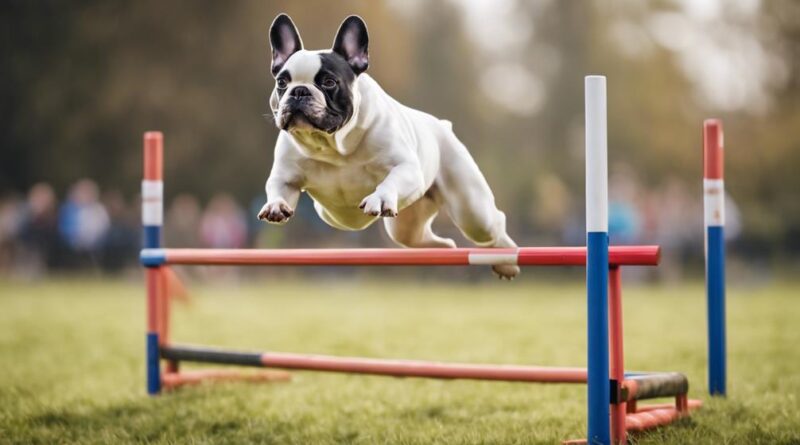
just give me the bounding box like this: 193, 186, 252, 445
492, 264, 520, 281
359, 191, 398, 217
258, 200, 294, 224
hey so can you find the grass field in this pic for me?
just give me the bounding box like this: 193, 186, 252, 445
1, 275, 799, 444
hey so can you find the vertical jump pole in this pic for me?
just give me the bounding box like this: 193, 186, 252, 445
703, 119, 726, 396
608, 266, 626, 444
143, 131, 164, 395
585, 75, 610, 444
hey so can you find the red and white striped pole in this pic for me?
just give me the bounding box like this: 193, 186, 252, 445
703, 120, 726, 396
143, 131, 164, 395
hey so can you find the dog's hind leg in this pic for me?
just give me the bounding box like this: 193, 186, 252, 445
444, 200, 520, 279
435, 132, 520, 279
383, 189, 456, 248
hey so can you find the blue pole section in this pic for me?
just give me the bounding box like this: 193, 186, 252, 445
145, 224, 162, 395
144, 226, 161, 250
585, 75, 610, 445
147, 331, 161, 394
587, 232, 610, 443
706, 225, 726, 395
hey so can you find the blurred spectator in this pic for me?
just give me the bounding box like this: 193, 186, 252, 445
646, 177, 701, 282
100, 190, 138, 273
608, 165, 642, 245
532, 174, 572, 244
0, 195, 24, 274
58, 179, 110, 267
200, 193, 247, 249
609, 202, 642, 244
199, 194, 247, 280
17, 183, 59, 277
725, 194, 742, 242
165, 194, 202, 248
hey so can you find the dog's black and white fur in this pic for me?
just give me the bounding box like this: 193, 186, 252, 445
258, 14, 520, 279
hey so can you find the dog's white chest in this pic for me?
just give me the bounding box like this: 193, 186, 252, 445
302, 160, 388, 208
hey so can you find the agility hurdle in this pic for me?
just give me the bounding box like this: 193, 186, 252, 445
140, 76, 702, 445
704, 119, 727, 397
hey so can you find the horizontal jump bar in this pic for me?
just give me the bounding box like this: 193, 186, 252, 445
161, 344, 589, 383
141, 245, 659, 267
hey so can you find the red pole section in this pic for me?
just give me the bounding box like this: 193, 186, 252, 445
143, 132, 163, 181
258, 351, 589, 383
624, 399, 701, 432
162, 369, 291, 389
703, 120, 723, 180
633, 399, 702, 413
608, 267, 626, 444
625, 407, 681, 432
156, 271, 169, 346
149, 246, 660, 267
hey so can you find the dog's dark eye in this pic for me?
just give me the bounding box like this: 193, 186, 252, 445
276, 78, 288, 90
321, 78, 337, 89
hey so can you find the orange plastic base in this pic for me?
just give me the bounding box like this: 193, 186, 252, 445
563, 399, 702, 444
161, 369, 292, 389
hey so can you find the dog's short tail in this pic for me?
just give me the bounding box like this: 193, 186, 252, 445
440, 119, 453, 131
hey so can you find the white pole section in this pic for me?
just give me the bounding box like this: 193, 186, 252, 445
585, 76, 608, 233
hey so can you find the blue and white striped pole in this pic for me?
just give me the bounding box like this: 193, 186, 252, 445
143, 131, 164, 395
703, 119, 726, 396
586, 75, 610, 445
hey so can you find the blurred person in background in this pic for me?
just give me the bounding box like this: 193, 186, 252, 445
645, 177, 701, 282
532, 174, 572, 245
199, 194, 247, 250
165, 194, 202, 248
100, 189, 138, 273
0, 195, 24, 275
17, 183, 59, 277
164, 194, 202, 279
724, 195, 742, 243
58, 179, 110, 269
608, 165, 643, 245
199, 194, 247, 280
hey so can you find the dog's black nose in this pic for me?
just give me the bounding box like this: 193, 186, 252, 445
290, 86, 311, 98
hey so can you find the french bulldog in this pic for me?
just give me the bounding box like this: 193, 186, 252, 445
258, 14, 520, 279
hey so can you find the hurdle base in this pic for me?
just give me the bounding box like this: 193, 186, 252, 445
562, 399, 701, 444
161, 368, 292, 390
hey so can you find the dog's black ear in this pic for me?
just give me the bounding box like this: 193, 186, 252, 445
332, 15, 369, 75
270, 14, 303, 76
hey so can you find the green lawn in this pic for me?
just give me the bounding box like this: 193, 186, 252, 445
0, 276, 798, 444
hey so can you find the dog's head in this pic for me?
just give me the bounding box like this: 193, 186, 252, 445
268, 14, 368, 134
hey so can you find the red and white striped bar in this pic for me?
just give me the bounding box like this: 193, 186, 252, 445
140, 245, 659, 267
